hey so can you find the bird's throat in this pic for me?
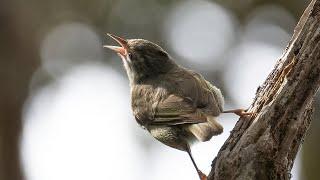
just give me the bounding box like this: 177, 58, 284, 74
121, 58, 135, 85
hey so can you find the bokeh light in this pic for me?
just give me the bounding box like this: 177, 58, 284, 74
21, 64, 145, 180
224, 4, 293, 107
163, 0, 236, 69
224, 42, 282, 107
40, 23, 103, 78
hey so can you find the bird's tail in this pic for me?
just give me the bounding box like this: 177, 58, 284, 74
186, 116, 223, 142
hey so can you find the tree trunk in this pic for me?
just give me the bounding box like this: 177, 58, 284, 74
208, 0, 320, 179
0, 1, 40, 180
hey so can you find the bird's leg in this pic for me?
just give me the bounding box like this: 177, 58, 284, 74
186, 144, 207, 180
223, 108, 254, 117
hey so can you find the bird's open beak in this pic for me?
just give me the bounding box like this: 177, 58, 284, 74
104, 33, 128, 57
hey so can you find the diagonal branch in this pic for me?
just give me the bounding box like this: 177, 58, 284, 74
208, 0, 320, 179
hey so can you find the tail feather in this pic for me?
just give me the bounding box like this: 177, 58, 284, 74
187, 116, 223, 142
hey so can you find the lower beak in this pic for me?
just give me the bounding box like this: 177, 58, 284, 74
104, 33, 128, 56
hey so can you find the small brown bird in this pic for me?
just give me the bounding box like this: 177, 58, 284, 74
104, 33, 251, 180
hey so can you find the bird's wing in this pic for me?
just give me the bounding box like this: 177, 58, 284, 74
189, 71, 224, 115
203, 79, 224, 113
151, 94, 207, 126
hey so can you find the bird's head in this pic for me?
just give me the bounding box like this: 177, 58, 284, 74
104, 33, 176, 84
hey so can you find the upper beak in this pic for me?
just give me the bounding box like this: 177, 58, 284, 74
103, 33, 128, 56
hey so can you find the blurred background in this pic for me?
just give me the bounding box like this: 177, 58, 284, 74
0, 0, 318, 179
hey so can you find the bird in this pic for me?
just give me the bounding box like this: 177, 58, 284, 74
104, 33, 252, 180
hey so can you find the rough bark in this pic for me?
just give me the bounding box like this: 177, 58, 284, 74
208, 0, 320, 179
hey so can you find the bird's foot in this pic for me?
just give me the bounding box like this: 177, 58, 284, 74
223, 109, 254, 118
197, 170, 207, 180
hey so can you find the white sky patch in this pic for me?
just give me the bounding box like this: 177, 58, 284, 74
21, 64, 145, 180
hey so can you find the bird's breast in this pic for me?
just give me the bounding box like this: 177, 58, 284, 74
148, 126, 189, 151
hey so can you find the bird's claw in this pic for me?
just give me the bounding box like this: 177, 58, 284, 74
198, 170, 207, 180
223, 109, 255, 118
234, 109, 255, 118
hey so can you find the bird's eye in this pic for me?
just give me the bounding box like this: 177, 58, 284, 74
128, 53, 133, 59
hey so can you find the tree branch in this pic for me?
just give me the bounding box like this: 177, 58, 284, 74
208, 0, 320, 179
